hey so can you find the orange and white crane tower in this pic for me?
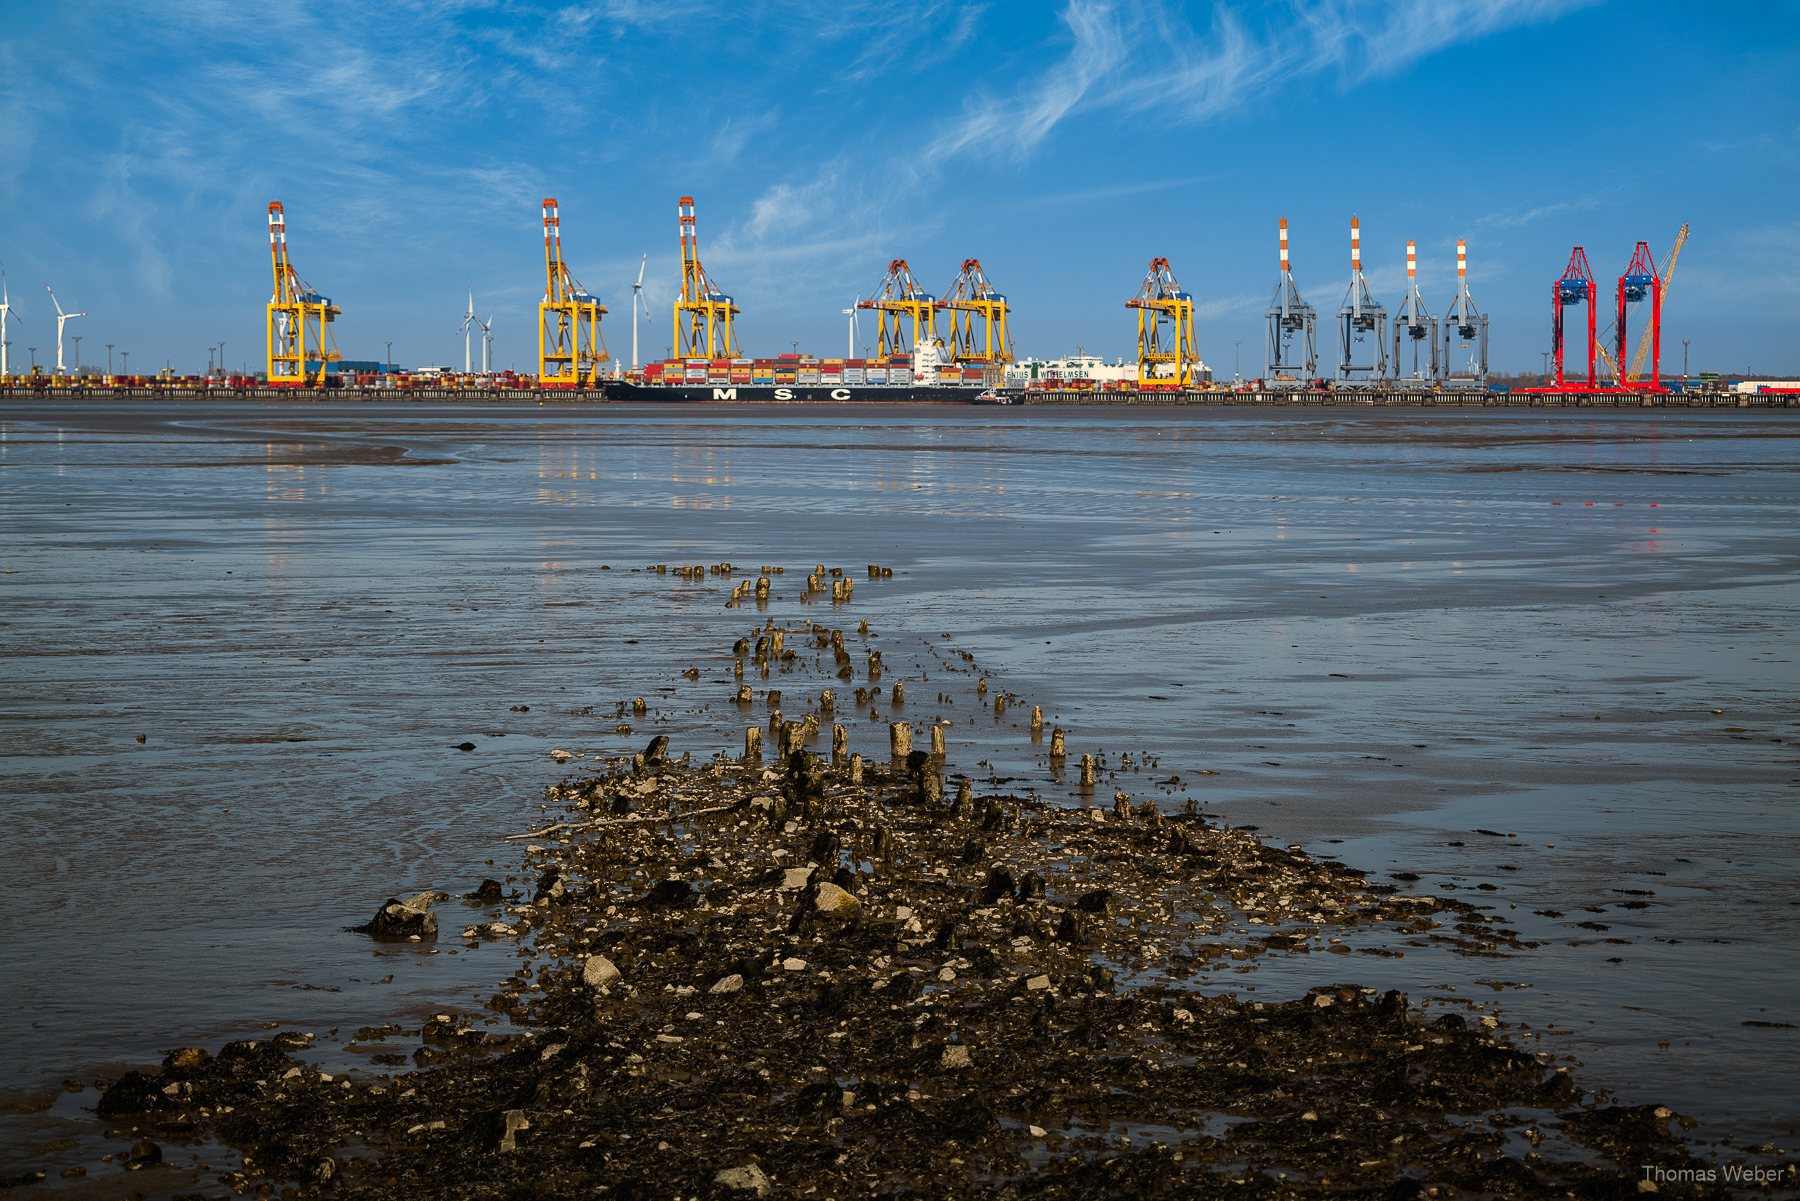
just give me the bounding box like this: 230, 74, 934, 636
1391, 239, 1437, 382
1125, 257, 1198, 388
538, 198, 608, 387
1440, 238, 1489, 385
674, 196, 740, 358
1265, 218, 1317, 384
1335, 215, 1388, 384
265, 201, 341, 387
858, 260, 938, 357
937, 259, 1012, 366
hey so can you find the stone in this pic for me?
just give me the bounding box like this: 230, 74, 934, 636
779, 866, 814, 891
1024, 974, 1052, 991
492, 1108, 530, 1153
96, 1071, 170, 1116
163, 1046, 211, 1072
550, 748, 573, 763
125, 1138, 161, 1170
782, 957, 807, 972
715, 1163, 772, 1196
813, 882, 861, 916
353, 895, 438, 941
582, 955, 622, 991
643, 878, 695, 907
709, 973, 745, 995
467, 878, 504, 902
1056, 911, 1088, 944
939, 1044, 972, 1070
641, 734, 670, 765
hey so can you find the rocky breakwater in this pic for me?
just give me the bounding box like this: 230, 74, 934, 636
88, 736, 1748, 1197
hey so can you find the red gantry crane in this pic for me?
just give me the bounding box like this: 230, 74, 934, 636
1615, 240, 1663, 391
1549, 246, 1597, 391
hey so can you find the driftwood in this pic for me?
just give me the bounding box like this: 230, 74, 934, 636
505, 797, 747, 841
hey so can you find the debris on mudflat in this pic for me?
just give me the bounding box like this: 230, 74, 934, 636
93, 742, 1743, 1198
350, 890, 442, 941
83, 596, 1762, 1198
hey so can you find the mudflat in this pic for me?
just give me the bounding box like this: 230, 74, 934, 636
2, 402, 1795, 1192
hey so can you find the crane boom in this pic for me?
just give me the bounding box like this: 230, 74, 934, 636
858, 260, 937, 358
264, 201, 341, 386
938, 258, 1012, 366
1126, 257, 1198, 388
537, 198, 608, 387
1630, 224, 1688, 380
673, 196, 740, 358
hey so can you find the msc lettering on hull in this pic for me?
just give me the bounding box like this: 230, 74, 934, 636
705, 386, 860, 401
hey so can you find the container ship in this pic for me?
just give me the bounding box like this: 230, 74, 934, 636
600, 341, 998, 403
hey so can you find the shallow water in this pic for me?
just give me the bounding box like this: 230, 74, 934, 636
1, 401, 1796, 1173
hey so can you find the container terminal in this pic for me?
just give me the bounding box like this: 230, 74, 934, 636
1, 197, 1795, 407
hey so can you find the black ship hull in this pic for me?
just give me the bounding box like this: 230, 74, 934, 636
599, 380, 987, 403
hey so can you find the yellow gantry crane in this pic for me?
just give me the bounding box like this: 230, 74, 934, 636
265, 201, 341, 386
1126, 257, 1197, 387
938, 259, 1013, 365
674, 196, 740, 358
538, 198, 608, 387
858, 260, 937, 357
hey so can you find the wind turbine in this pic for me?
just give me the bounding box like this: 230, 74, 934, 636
45, 285, 86, 375
478, 312, 493, 373
841, 296, 860, 360
460, 289, 477, 374
630, 253, 647, 369
0, 270, 15, 377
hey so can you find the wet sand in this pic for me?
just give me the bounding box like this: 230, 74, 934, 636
0, 402, 1795, 1190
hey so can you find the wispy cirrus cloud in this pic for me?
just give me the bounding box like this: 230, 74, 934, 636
930, 0, 1598, 160
1471, 197, 1602, 232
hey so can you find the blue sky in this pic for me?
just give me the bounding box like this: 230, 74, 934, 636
2, 0, 1796, 376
